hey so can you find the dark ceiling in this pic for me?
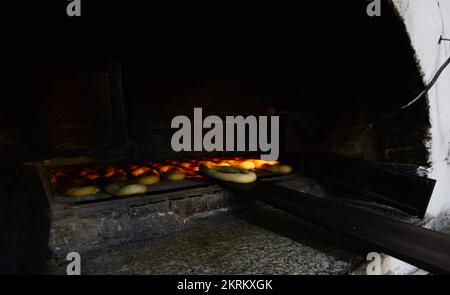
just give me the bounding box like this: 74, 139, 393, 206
0, 1, 428, 164
2, 1, 423, 105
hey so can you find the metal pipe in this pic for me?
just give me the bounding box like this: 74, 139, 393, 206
439, 36, 450, 43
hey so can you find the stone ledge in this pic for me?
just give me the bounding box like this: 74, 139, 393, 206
49, 190, 237, 258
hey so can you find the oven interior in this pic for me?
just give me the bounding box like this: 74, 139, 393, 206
0, 2, 440, 274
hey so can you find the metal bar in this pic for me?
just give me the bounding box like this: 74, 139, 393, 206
439, 36, 450, 43
304, 152, 436, 218
214, 179, 450, 274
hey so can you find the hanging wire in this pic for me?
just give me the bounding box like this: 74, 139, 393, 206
369, 0, 450, 129
368, 55, 450, 129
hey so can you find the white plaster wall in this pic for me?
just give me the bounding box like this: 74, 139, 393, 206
353, 0, 450, 275
392, 0, 450, 217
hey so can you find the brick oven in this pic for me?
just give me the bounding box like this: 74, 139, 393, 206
1, 1, 450, 275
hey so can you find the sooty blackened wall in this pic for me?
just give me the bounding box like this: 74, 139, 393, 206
0, 1, 433, 274
0, 2, 429, 166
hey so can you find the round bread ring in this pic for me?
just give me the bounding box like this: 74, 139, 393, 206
137, 174, 160, 185
238, 160, 256, 170
105, 183, 147, 196
105, 183, 123, 195
116, 184, 147, 196
163, 172, 186, 181
200, 164, 257, 183
263, 164, 293, 174
59, 177, 88, 194
64, 185, 101, 197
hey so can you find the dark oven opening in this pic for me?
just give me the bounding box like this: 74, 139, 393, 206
1, 2, 449, 275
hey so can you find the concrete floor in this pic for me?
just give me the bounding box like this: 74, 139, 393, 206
48, 203, 365, 275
